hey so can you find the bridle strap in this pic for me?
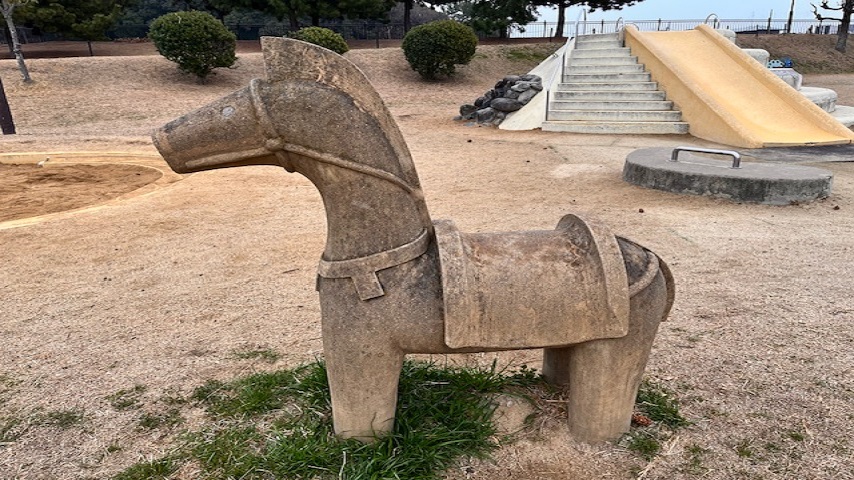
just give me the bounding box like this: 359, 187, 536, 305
317, 228, 431, 300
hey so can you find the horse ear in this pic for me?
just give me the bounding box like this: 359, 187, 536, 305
259, 36, 421, 184
260, 37, 389, 124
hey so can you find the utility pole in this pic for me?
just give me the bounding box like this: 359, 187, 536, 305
787, 0, 796, 33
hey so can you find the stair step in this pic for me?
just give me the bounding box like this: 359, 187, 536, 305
556, 81, 659, 91
572, 47, 633, 58
576, 41, 622, 50
563, 72, 651, 83
553, 90, 666, 101
569, 56, 639, 66
550, 100, 674, 111
547, 110, 683, 122
542, 121, 690, 135
577, 33, 620, 42
542, 34, 686, 136
566, 64, 645, 74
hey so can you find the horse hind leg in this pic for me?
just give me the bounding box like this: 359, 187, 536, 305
543, 245, 672, 443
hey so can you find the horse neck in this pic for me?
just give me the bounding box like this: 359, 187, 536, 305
291, 153, 432, 262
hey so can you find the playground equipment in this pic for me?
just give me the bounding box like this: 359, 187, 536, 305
153, 38, 675, 443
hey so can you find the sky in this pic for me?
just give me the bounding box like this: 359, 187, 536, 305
539, 0, 823, 23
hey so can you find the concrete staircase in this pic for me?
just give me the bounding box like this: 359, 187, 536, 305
542, 33, 689, 134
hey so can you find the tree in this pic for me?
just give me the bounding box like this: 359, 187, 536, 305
397, 0, 455, 33
812, 0, 854, 52
0, 0, 31, 82
402, 19, 476, 79
14, 0, 135, 54
0, 74, 16, 133
340, 0, 396, 23
149, 10, 236, 80
289, 25, 349, 53
211, 0, 392, 31
445, 0, 551, 38
532, 0, 643, 38
464, 0, 537, 38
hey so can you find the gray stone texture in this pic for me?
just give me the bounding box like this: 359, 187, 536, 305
623, 147, 833, 205
460, 74, 543, 125
154, 37, 674, 446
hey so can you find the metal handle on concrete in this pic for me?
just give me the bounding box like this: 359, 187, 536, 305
671, 146, 742, 169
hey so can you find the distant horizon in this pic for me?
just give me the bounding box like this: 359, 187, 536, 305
537, 1, 823, 23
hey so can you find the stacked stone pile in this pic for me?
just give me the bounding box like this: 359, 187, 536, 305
458, 74, 543, 125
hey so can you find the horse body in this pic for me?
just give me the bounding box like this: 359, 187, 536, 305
154, 37, 674, 444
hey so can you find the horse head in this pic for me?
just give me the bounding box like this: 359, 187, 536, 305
154, 37, 416, 180
153, 37, 432, 261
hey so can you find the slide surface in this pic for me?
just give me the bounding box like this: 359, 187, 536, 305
625, 25, 854, 148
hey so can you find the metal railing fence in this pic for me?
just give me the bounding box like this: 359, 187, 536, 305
2, 18, 850, 45
569, 18, 847, 36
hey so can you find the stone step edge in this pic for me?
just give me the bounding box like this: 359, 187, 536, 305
542, 121, 690, 134
550, 105, 675, 111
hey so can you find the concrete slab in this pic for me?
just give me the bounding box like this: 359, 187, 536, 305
800, 86, 837, 113
831, 105, 854, 127
623, 147, 833, 205
745, 143, 854, 163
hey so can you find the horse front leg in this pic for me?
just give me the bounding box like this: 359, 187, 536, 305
543, 267, 670, 443
322, 321, 405, 441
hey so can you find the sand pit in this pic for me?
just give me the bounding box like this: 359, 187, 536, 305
0, 153, 184, 229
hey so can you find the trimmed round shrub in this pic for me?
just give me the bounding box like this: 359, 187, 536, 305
289, 27, 349, 55
402, 20, 477, 80
149, 11, 237, 80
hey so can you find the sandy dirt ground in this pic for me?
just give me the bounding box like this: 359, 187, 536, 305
1, 43, 853, 479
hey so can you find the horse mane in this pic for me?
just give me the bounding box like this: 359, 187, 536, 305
260, 37, 419, 184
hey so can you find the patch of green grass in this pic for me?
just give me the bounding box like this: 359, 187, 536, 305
621, 379, 689, 462
232, 348, 282, 363
137, 408, 183, 431
107, 385, 147, 411
635, 379, 689, 428
112, 457, 178, 480
0, 374, 19, 407
735, 439, 755, 458
0, 416, 24, 442
786, 429, 805, 442
681, 443, 709, 475
159, 393, 186, 406
0, 374, 18, 390
624, 430, 661, 460
118, 360, 542, 479
502, 46, 551, 62
764, 442, 782, 453
117, 363, 688, 478
36, 409, 86, 429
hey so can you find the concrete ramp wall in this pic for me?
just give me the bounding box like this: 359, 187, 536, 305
624, 25, 854, 148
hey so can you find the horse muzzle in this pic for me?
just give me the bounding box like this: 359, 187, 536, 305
153, 79, 286, 174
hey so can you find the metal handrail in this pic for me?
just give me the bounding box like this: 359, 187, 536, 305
544, 36, 573, 122
574, 8, 588, 37
704, 13, 720, 28
618, 21, 639, 44
671, 146, 742, 169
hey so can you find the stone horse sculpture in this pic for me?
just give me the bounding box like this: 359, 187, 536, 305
154, 37, 675, 444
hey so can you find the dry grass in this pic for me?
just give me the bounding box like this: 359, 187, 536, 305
737, 33, 854, 73
1, 40, 853, 480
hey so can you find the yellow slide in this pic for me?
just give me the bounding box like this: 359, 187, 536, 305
624, 25, 854, 148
